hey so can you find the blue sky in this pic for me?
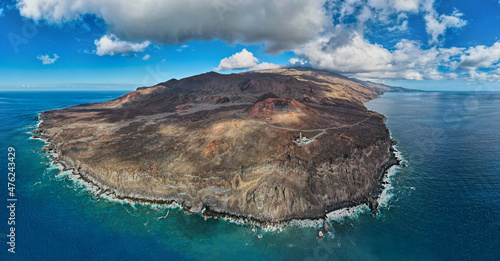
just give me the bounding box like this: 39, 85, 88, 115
2, 0, 500, 91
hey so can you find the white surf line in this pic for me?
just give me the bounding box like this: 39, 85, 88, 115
376, 146, 405, 211
31, 110, 399, 233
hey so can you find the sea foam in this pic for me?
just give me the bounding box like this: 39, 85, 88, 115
31, 111, 406, 233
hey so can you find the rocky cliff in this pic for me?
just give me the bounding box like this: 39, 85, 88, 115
35, 68, 401, 223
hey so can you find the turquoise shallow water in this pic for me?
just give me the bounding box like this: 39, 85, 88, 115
0, 91, 499, 260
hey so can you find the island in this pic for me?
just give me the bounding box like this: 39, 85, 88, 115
33, 68, 404, 223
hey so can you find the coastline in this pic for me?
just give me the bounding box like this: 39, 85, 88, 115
32, 110, 402, 231
13, 90, 500, 260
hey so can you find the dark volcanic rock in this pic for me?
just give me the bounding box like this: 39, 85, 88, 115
368, 197, 380, 214
323, 219, 334, 234
37, 68, 399, 223
41, 144, 55, 151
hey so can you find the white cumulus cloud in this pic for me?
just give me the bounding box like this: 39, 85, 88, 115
467, 69, 500, 81
250, 62, 281, 71
216, 49, 258, 71
20, 0, 500, 82
289, 58, 309, 66
424, 9, 467, 44
287, 0, 475, 80
293, 32, 465, 80
455, 41, 500, 70
16, 0, 329, 53
37, 53, 59, 64
216, 49, 279, 71
295, 32, 393, 74
94, 34, 150, 56
367, 0, 422, 12
142, 54, 151, 61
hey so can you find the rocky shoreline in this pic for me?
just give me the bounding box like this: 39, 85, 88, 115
33, 68, 406, 226
32, 114, 400, 228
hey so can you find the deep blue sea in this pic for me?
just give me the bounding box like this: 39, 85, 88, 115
0, 91, 499, 260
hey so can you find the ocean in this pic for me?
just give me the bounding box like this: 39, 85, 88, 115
0, 91, 499, 260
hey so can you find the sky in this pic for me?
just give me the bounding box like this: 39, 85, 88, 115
2, 0, 500, 91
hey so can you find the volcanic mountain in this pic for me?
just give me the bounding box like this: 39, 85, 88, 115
34, 68, 404, 223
